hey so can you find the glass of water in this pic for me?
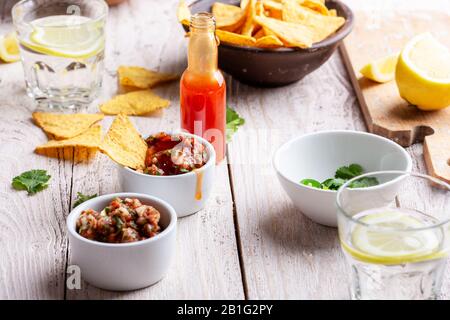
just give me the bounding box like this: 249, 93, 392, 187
337, 171, 450, 300
12, 0, 108, 110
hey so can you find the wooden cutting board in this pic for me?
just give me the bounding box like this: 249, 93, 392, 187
340, 9, 450, 183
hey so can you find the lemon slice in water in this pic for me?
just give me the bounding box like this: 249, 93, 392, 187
342, 209, 445, 265
0, 33, 21, 63
22, 15, 104, 59
360, 54, 398, 83
396, 33, 450, 110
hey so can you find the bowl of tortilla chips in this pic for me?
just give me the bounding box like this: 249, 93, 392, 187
178, 0, 353, 86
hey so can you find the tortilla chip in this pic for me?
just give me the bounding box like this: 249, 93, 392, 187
329, 9, 337, 17
32, 112, 104, 140
299, 0, 330, 16
240, 0, 249, 9
267, 9, 282, 19
100, 90, 170, 116
262, 0, 283, 20
177, 0, 191, 26
241, 0, 257, 36
99, 114, 147, 170
255, 35, 284, 48
212, 2, 247, 32
254, 15, 314, 48
262, 26, 276, 36
262, 0, 282, 11
282, 0, 345, 43
35, 125, 101, 153
216, 29, 256, 47
256, 0, 264, 15
253, 28, 265, 39
118, 66, 178, 89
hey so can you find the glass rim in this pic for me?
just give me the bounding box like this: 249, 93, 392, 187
336, 170, 450, 232
12, 0, 109, 27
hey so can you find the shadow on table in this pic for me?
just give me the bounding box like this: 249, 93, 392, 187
66, 280, 154, 300
261, 205, 339, 254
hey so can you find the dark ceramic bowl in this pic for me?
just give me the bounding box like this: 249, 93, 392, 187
184, 0, 354, 87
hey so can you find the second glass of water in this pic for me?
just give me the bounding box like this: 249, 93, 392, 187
337, 171, 450, 300
12, 0, 108, 110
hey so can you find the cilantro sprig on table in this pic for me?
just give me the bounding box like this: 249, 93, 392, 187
226, 106, 245, 142
300, 164, 379, 190
11, 169, 51, 195
73, 192, 98, 208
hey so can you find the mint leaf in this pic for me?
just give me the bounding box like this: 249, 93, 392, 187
300, 179, 322, 189
73, 192, 97, 208
12, 170, 51, 195
226, 106, 245, 142
348, 177, 379, 189
335, 163, 363, 179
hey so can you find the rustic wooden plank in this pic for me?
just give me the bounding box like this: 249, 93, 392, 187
0, 0, 70, 299
65, 0, 244, 299
227, 52, 365, 299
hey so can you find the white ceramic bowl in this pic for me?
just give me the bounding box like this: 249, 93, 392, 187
273, 130, 413, 227
118, 132, 216, 218
67, 193, 177, 291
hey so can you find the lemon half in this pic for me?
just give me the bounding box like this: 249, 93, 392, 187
342, 209, 446, 265
396, 33, 450, 111
360, 54, 398, 83
0, 33, 20, 63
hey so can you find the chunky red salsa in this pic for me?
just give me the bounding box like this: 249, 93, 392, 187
76, 198, 162, 243
140, 132, 208, 176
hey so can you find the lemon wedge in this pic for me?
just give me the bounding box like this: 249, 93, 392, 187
21, 15, 104, 59
396, 33, 450, 111
360, 54, 398, 83
0, 33, 21, 63
342, 209, 446, 265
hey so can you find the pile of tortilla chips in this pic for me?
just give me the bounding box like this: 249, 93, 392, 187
33, 111, 147, 169
177, 0, 345, 49
32, 66, 176, 165
33, 112, 104, 156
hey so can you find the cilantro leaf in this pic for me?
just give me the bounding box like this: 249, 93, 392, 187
321, 178, 346, 190
335, 163, 363, 179
226, 106, 245, 142
300, 179, 322, 189
73, 192, 98, 208
299, 163, 379, 191
348, 177, 379, 189
12, 170, 51, 195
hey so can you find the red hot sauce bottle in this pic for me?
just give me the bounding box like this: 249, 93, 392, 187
180, 12, 226, 163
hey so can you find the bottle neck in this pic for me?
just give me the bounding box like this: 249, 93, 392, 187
188, 13, 218, 74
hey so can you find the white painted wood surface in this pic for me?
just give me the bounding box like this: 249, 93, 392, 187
0, 0, 243, 300
0, 0, 448, 300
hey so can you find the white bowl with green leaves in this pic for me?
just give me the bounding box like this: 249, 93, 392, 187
273, 131, 412, 227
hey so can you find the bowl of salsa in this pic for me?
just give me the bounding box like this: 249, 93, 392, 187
67, 193, 177, 291
118, 132, 216, 217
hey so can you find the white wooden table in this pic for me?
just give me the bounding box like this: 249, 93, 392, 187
0, 0, 449, 300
